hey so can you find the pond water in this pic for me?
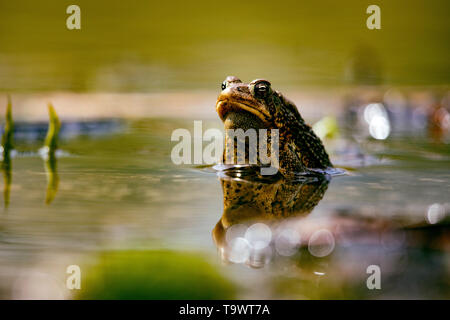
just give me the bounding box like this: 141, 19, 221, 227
0, 96, 448, 299
0, 0, 449, 300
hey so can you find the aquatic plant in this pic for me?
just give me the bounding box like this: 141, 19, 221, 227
1, 96, 13, 208
42, 103, 61, 204
1, 96, 14, 157
44, 103, 61, 154
1, 99, 63, 207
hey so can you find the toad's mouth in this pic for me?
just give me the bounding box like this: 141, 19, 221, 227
216, 100, 271, 126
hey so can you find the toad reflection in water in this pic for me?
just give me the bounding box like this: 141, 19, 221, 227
212, 169, 330, 268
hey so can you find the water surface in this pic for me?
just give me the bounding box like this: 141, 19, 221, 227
0, 109, 448, 299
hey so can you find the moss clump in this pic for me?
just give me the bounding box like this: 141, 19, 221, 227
76, 250, 235, 300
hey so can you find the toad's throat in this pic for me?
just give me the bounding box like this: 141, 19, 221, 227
216, 100, 271, 126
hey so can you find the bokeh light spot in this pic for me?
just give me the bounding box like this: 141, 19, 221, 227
427, 203, 446, 224
245, 223, 272, 250
308, 229, 335, 258
228, 237, 251, 264
274, 228, 301, 256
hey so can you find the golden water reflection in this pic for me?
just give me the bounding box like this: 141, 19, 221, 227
213, 170, 330, 268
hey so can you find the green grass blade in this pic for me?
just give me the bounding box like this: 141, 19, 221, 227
44, 103, 61, 153
1, 95, 14, 153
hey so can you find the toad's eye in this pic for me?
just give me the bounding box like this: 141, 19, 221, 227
254, 81, 270, 98
221, 81, 227, 90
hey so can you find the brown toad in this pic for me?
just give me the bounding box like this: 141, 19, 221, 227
216, 76, 332, 177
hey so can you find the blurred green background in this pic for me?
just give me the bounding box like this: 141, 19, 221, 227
0, 0, 449, 92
